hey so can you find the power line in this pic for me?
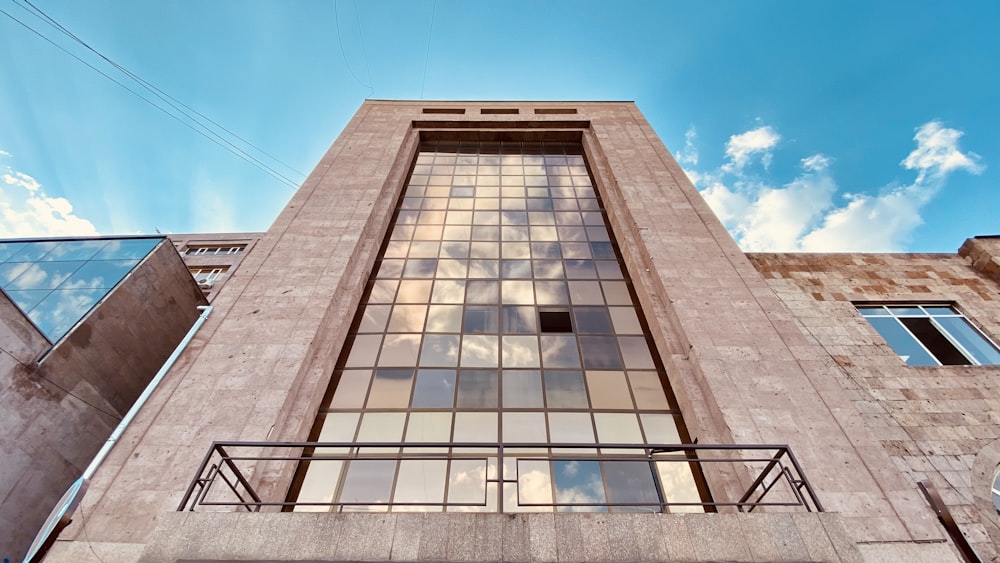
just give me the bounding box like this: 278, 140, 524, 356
3, 2, 304, 189
334, 0, 373, 96
420, 0, 436, 100
353, 0, 374, 97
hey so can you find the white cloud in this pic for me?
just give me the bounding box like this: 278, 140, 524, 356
0, 150, 11, 157
723, 126, 780, 171
694, 120, 983, 252
675, 126, 699, 166
901, 121, 983, 183
801, 154, 831, 172
0, 165, 99, 237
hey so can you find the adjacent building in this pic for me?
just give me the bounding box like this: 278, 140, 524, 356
15, 101, 1000, 562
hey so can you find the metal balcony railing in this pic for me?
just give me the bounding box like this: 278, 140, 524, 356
178, 441, 823, 514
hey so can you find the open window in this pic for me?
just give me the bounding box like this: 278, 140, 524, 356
857, 304, 1000, 366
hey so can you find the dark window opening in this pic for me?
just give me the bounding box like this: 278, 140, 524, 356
539, 310, 572, 333
480, 108, 519, 114
422, 108, 466, 114
899, 318, 969, 365
535, 108, 578, 115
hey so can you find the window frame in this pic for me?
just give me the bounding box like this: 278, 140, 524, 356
857, 303, 1000, 366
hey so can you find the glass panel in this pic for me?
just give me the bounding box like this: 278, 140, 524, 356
425, 305, 462, 333
294, 459, 342, 511
344, 334, 382, 367
629, 372, 670, 410
640, 414, 682, 444
453, 412, 498, 443
609, 307, 642, 335
593, 413, 643, 444
3, 289, 50, 314
654, 461, 703, 513
396, 280, 433, 303
586, 371, 634, 410
552, 460, 606, 512
339, 460, 396, 507
887, 306, 926, 316
0, 242, 26, 262
464, 306, 498, 333
503, 412, 547, 443
411, 369, 456, 408
393, 460, 448, 510
378, 334, 422, 366
419, 335, 460, 367
93, 238, 159, 260
367, 368, 414, 408
516, 460, 553, 511
369, 280, 399, 303
535, 281, 569, 305
6, 261, 85, 290
539, 335, 581, 368
431, 280, 465, 303
935, 317, 1000, 364
0, 262, 32, 287
466, 281, 499, 304
544, 370, 589, 409
573, 307, 613, 334
404, 412, 452, 445
603, 461, 660, 510
43, 240, 108, 261
568, 281, 604, 305
502, 335, 540, 368
866, 317, 937, 366
358, 305, 391, 333
447, 459, 490, 510
8, 241, 58, 261
502, 369, 544, 408
579, 336, 622, 369
28, 288, 104, 340
388, 305, 428, 332
619, 337, 656, 369
457, 369, 499, 408
330, 370, 372, 409
548, 412, 595, 444
502, 306, 537, 334
461, 335, 499, 367
356, 412, 406, 443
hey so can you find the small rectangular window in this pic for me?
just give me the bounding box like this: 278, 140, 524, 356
534, 108, 578, 115
480, 108, 519, 115
857, 304, 1000, 366
422, 108, 465, 114
539, 309, 572, 333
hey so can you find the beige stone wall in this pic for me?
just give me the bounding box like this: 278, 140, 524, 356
749, 250, 1000, 560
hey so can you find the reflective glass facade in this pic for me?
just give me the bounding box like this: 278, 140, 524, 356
0, 237, 162, 342
294, 141, 701, 512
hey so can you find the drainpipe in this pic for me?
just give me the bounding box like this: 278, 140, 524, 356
23, 305, 213, 563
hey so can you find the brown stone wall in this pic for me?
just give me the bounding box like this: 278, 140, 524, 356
748, 250, 1000, 560
960, 236, 1000, 285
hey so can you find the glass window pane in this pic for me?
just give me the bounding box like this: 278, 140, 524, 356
502, 369, 543, 408
516, 460, 553, 510
553, 461, 606, 512
568, 281, 604, 305
654, 461, 702, 513
503, 412, 547, 443
535, 281, 569, 305
501, 260, 532, 279
457, 369, 499, 408
4, 289, 50, 314
548, 412, 595, 443
404, 412, 452, 444
640, 414, 682, 444
448, 459, 489, 509
453, 412, 498, 442
619, 337, 656, 369
603, 461, 660, 509
330, 370, 372, 409
461, 335, 499, 367
579, 336, 622, 369
316, 412, 361, 443
404, 259, 437, 278
594, 413, 643, 444
628, 372, 670, 410
43, 240, 108, 261
573, 308, 613, 334
340, 460, 396, 505
539, 335, 581, 368
92, 238, 159, 260
394, 460, 448, 508
502, 335, 540, 368
388, 305, 428, 332
369, 280, 399, 303
358, 305, 392, 333
609, 308, 643, 334
419, 335, 460, 367
466, 281, 499, 304
345, 334, 382, 367
544, 370, 589, 409
935, 317, 1000, 364
378, 334, 422, 366
867, 317, 937, 366
7, 261, 85, 290
464, 306, 498, 333
586, 371, 634, 409
0, 262, 32, 287
411, 369, 456, 408
502, 306, 537, 334
28, 288, 103, 340
356, 412, 406, 442
367, 368, 414, 408
425, 305, 463, 333
431, 280, 465, 303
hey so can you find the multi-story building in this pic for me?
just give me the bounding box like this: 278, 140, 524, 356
168, 233, 264, 302
19, 101, 1000, 562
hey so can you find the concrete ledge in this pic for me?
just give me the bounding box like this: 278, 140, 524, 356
44, 511, 899, 562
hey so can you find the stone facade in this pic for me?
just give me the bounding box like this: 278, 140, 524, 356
36, 101, 990, 562
749, 249, 1000, 561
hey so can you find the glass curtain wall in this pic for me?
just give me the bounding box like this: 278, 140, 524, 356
293, 140, 701, 513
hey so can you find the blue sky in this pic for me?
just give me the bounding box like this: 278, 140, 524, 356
1, 1, 997, 252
